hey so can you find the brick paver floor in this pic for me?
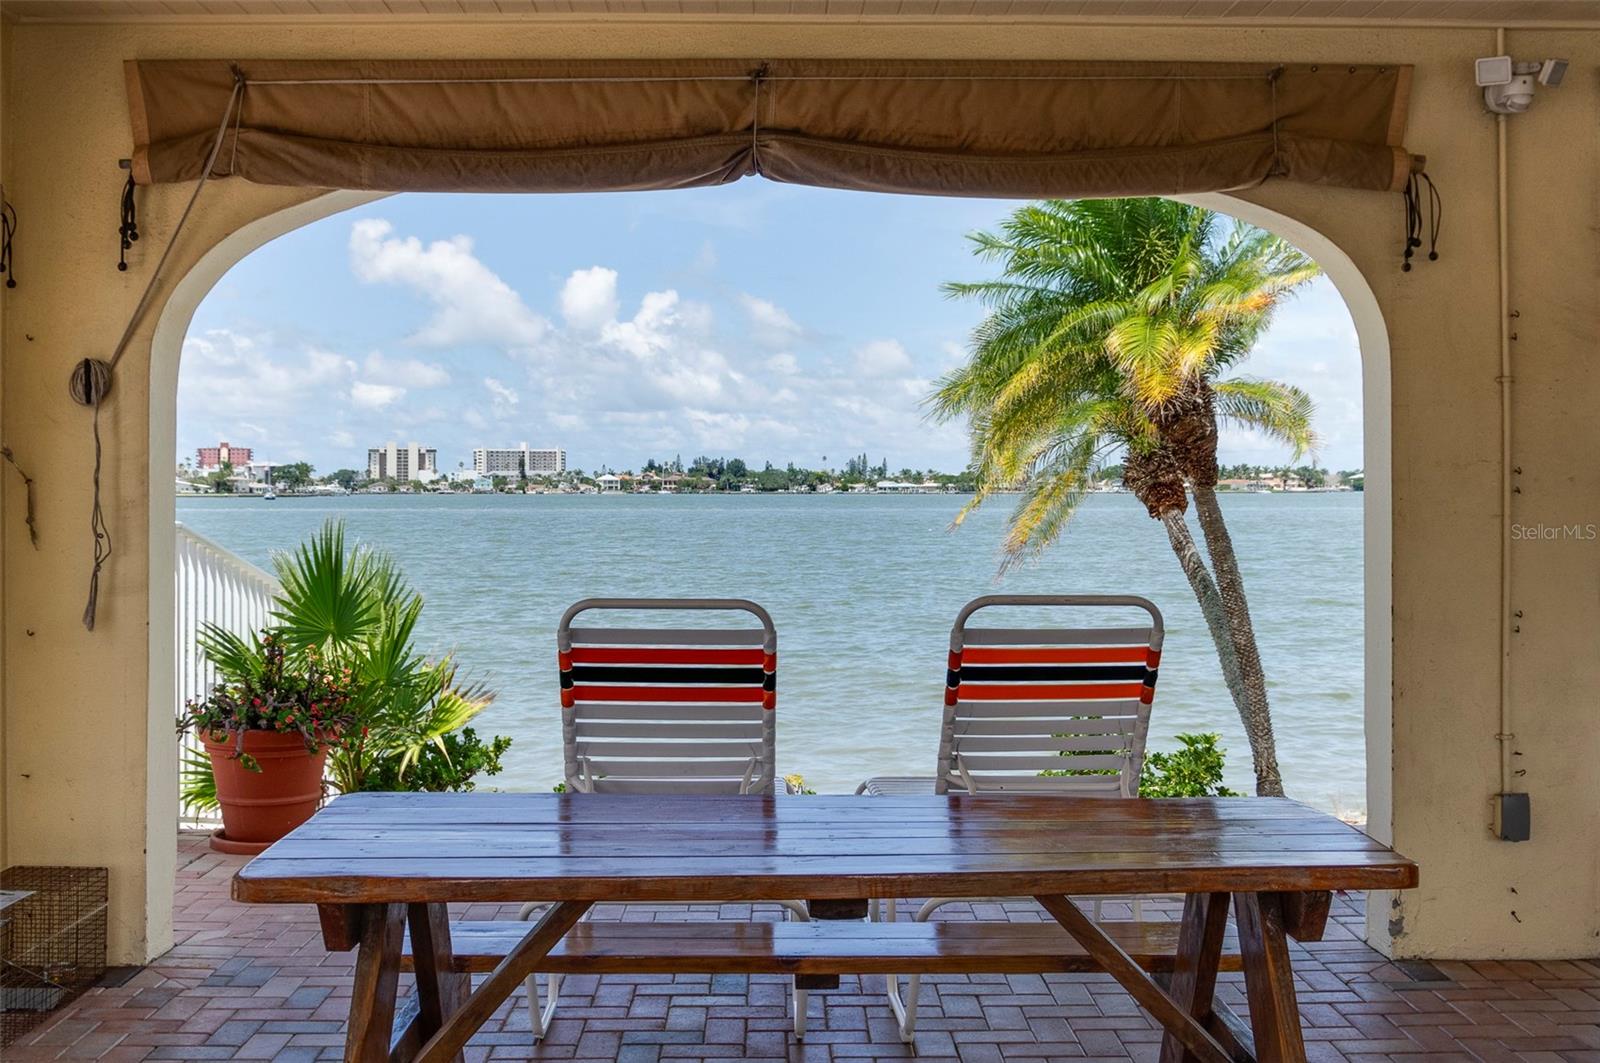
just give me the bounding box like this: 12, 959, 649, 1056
7, 833, 1598, 1062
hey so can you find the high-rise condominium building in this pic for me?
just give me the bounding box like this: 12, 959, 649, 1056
471, 444, 567, 477
196, 442, 252, 471
367, 442, 439, 483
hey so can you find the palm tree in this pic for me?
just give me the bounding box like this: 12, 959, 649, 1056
267, 520, 493, 792
932, 198, 1319, 796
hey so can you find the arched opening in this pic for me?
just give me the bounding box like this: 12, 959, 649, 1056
145, 186, 1394, 953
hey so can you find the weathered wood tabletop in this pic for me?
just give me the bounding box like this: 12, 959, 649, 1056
234, 793, 1417, 1063
235, 791, 1414, 902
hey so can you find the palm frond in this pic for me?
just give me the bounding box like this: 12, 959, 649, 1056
997, 430, 1103, 568
1213, 377, 1319, 460
269, 520, 381, 654
196, 623, 268, 687
180, 750, 220, 813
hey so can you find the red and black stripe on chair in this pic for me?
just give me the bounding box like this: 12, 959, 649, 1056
556, 597, 778, 795
936, 594, 1164, 798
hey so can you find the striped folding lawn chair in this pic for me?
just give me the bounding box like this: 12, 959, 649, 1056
557, 597, 778, 795
521, 598, 814, 1038
855, 593, 1164, 1041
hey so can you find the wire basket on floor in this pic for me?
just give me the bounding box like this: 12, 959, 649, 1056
1, 866, 108, 1047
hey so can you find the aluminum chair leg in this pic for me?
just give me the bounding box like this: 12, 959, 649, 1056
779, 899, 811, 1039
524, 971, 564, 1042
523, 899, 816, 1041
880, 896, 919, 1043
520, 901, 567, 1041
887, 973, 920, 1043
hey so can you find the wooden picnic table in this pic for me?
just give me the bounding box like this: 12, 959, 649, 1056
233, 792, 1417, 1063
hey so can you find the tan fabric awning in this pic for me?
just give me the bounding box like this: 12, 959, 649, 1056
125, 58, 1417, 197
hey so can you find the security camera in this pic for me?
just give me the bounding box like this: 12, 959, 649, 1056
1476, 55, 1569, 114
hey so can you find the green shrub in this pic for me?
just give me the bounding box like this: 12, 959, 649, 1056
1138, 733, 1241, 797
355, 727, 511, 793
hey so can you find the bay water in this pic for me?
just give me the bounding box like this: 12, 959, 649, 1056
176, 491, 1366, 815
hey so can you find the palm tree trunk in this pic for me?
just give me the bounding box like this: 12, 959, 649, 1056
1156, 509, 1256, 765
1191, 485, 1285, 796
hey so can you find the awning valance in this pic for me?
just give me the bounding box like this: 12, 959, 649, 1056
124, 58, 1417, 197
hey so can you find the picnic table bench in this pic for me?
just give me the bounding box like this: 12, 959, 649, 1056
232, 792, 1417, 1063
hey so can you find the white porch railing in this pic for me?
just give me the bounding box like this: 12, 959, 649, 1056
175, 522, 281, 826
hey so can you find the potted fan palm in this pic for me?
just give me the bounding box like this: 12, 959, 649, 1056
179, 521, 509, 853
264, 521, 499, 797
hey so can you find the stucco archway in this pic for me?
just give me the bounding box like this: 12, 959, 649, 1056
143, 186, 1394, 954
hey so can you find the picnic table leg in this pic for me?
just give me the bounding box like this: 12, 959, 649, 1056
1233, 892, 1307, 1063
393, 903, 470, 1063
1159, 892, 1232, 1063
410, 900, 591, 1063
345, 902, 406, 1063
1034, 894, 1234, 1063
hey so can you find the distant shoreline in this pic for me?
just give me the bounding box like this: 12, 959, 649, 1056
177, 488, 1362, 500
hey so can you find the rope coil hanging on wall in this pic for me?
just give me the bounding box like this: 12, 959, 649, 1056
74, 68, 244, 631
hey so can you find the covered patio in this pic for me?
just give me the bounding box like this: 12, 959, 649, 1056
2, 1, 1599, 1060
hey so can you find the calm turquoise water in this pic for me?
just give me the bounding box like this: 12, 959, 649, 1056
176, 492, 1366, 814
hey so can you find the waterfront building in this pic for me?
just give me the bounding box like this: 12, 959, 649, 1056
367, 441, 439, 483
195, 441, 252, 471
472, 443, 567, 477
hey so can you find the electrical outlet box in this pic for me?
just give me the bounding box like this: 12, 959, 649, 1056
1495, 792, 1531, 841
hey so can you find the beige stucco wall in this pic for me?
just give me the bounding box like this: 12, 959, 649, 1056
1, 16, 1595, 964
0, 19, 9, 878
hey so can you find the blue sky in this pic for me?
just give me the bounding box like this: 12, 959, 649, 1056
179, 183, 1364, 476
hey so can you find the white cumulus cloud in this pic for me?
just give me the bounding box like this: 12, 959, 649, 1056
560, 267, 621, 331
350, 381, 406, 409
348, 218, 549, 350
854, 338, 915, 377
739, 294, 804, 348
484, 377, 520, 418
363, 351, 450, 389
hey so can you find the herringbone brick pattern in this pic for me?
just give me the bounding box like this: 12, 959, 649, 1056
7, 834, 1597, 1062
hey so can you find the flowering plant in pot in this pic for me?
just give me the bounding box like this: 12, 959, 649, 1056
177, 631, 357, 853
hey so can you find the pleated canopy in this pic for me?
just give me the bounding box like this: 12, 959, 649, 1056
125, 58, 1417, 197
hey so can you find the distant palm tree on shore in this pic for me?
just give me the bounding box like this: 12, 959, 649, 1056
933, 198, 1320, 797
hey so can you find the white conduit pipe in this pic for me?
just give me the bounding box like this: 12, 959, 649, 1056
1495, 26, 1517, 807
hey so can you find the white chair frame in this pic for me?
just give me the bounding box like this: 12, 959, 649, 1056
522, 598, 814, 1040
862, 593, 1165, 1041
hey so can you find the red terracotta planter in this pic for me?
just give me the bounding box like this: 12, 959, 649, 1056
203, 730, 327, 854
